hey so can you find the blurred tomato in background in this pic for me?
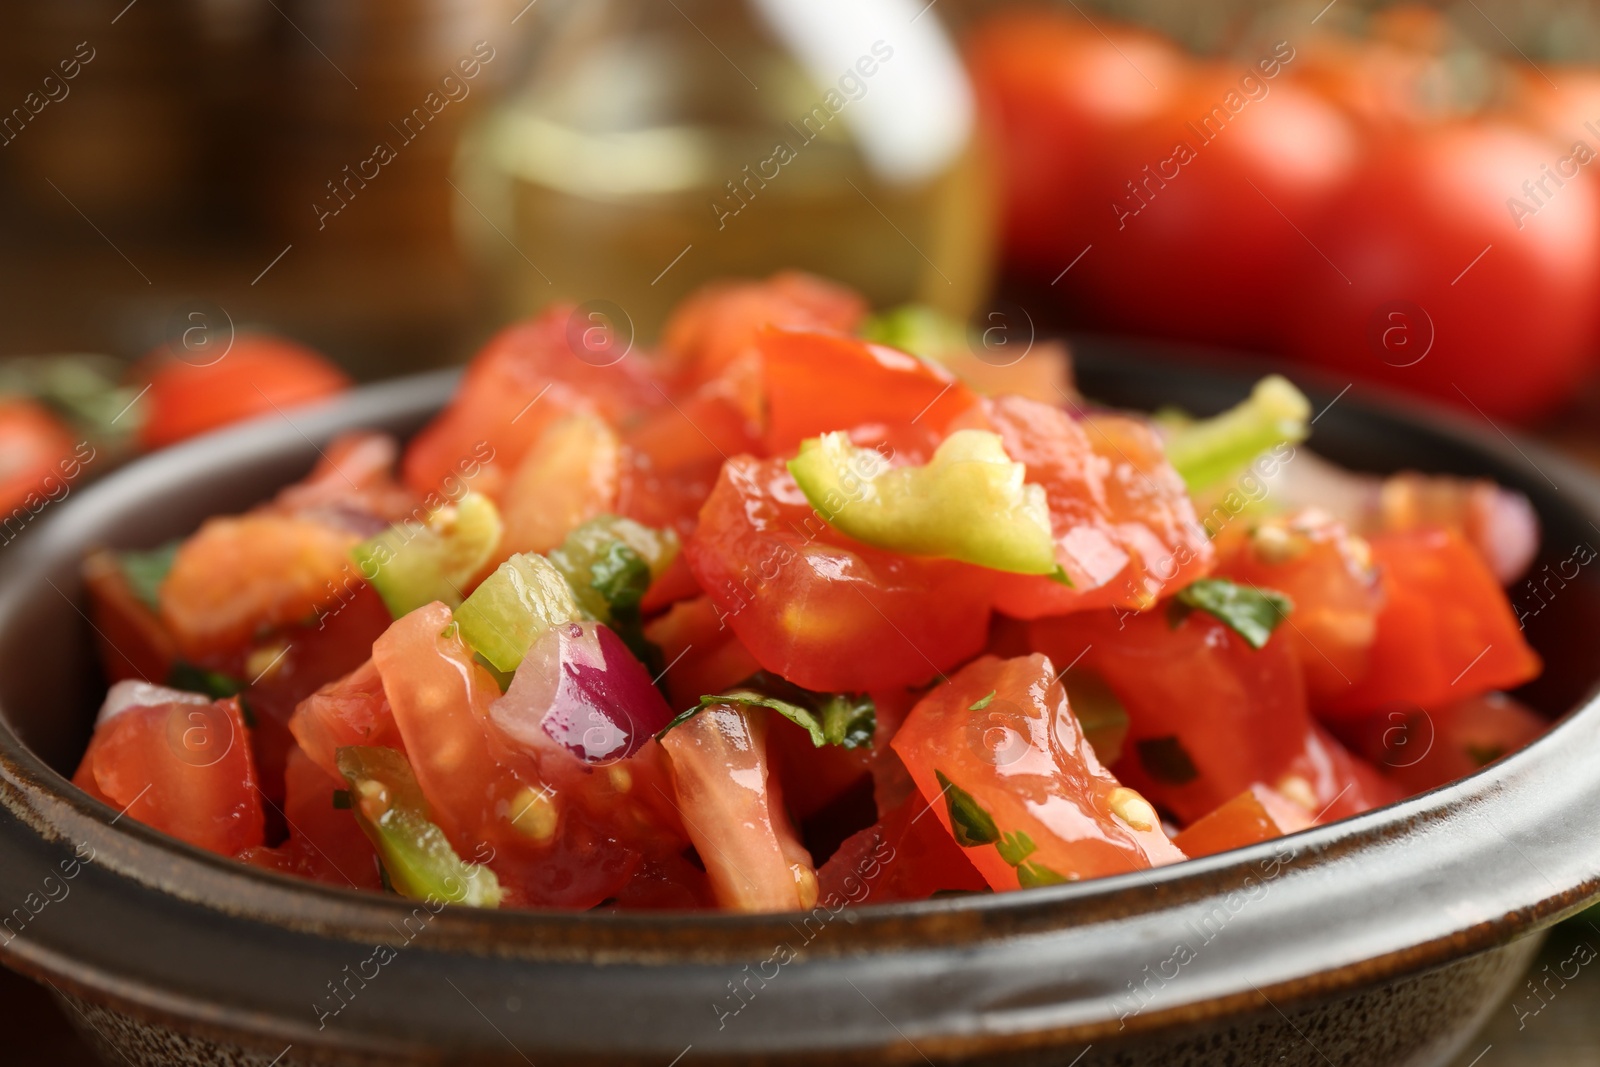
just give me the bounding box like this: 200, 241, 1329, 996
971, 2, 1600, 421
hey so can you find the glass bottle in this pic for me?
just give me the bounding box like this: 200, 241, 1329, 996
454, 0, 993, 340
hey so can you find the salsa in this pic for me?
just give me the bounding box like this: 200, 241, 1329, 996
74, 273, 1545, 913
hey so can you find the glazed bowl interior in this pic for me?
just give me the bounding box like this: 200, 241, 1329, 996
3, 342, 1600, 1062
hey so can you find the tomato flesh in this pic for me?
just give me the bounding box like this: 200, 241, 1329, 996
759, 329, 981, 458
401, 306, 656, 500
642, 596, 762, 709
1030, 609, 1314, 824
1171, 784, 1313, 859
289, 658, 403, 781
374, 602, 687, 908
660, 704, 817, 912
239, 747, 383, 889
1340, 691, 1546, 797
1216, 510, 1381, 703
892, 654, 1185, 891
74, 697, 264, 856
500, 412, 621, 557
660, 271, 866, 389
685, 455, 994, 691
1316, 528, 1540, 718
989, 400, 1213, 618
816, 792, 987, 904
159, 514, 361, 659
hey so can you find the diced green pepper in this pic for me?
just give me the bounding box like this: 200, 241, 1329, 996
546, 515, 679, 624
788, 429, 1057, 575
454, 552, 581, 673
335, 746, 502, 908
547, 515, 677, 675
354, 492, 503, 619
859, 305, 966, 362
1163, 375, 1311, 493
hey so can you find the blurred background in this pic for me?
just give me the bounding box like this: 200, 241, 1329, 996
4, 0, 1600, 1060
6, 0, 1600, 426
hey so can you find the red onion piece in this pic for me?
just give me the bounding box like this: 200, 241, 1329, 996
491, 621, 674, 764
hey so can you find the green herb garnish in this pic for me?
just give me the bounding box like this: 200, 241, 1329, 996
1171, 577, 1293, 650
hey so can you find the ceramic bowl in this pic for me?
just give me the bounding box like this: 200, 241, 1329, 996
2, 343, 1598, 1067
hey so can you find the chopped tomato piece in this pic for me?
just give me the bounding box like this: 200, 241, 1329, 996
241, 584, 395, 797
767, 713, 873, 823
660, 271, 867, 389
815, 792, 987, 905
401, 306, 656, 500
272, 432, 418, 526
1030, 609, 1314, 824
1172, 784, 1313, 859
759, 329, 981, 458
74, 696, 264, 856
374, 602, 686, 908
625, 351, 764, 473
134, 334, 351, 450
83, 550, 178, 684
500, 412, 621, 557
1316, 528, 1541, 718
239, 747, 383, 890
1279, 724, 1404, 823
1216, 510, 1382, 703
1341, 691, 1546, 797
659, 703, 817, 912
892, 654, 1185, 890
642, 596, 762, 709
288, 658, 403, 781
988, 399, 1213, 617
159, 514, 361, 659
603, 852, 715, 910
684, 455, 994, 691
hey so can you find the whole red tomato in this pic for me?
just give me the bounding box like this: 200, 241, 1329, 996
1280, 121, 1600, 420
0, 398, 81, 516
1082, 61, 1362, 349
965, 10, 1188, 275
136, 333, 351, 450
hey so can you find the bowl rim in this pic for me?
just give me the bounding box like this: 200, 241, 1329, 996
3, 350, 1599, 1061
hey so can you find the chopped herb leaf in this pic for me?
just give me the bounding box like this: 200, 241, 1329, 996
996, 829, 1037, 867
1135, 735, 1199, 785
1047, 565, 1074, 588
167, 661, 246, 701
1173, 577, 1293, 650
818, 693, 875, 749
1017, 861, 1068, 888
672, 691, 824, 745
969, 690, 996, 712
656, 705, 702, 739
332, 789, 352, 810
935, 770, 999, 847
590, 541, 651, 620
118, 542, 180, 612
661, 675, 875, 750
